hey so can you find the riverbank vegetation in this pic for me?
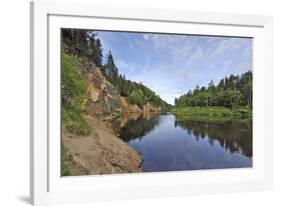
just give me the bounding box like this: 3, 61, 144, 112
61, 53, 91, 136
175, 71, 252, 108
61, 28, 253, 175
172, 106, 252, 121
61, 29, 165, 176
62, 29, 171, 112
103, 52, 171, 111
173, 71, 252, 120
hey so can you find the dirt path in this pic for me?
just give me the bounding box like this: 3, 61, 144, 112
62, 115, 142, 175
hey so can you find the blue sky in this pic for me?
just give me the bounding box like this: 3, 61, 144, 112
96, 31, 252, 105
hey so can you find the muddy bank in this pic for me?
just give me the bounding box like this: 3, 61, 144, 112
62, 115, 142, 175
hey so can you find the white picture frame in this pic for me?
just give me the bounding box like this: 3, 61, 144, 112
30, 0, 273, 205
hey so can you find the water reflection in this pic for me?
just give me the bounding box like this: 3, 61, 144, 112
112, 112, 160, 142
174, 117, 252, 158
113, 113, 252, 172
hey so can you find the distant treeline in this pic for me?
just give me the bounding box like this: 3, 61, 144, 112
102, 51, 171, 110
175, 71, 252, 108
62, 29, 171, 110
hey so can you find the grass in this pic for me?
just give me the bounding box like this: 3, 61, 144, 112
62, 151, 71, 176
112, 111, 121, 119
172, 106, 252, 120
62, 106, 92, 136
61, 147, 89, 176
61, 52, 91, 136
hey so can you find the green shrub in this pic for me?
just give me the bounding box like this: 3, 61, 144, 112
62, 106, 91, 136
128, 89, 144, 108
233, 107, 252, 118
172, 106, 252, 120
61, 53, 87, 108
61, 149, 71, 176
61, 53, 91, 136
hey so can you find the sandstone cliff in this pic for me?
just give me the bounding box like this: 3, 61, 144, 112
143, 102, 161, 113
85, 66, 121, 117
62, 59, 142, 176
120, 97, 142, 113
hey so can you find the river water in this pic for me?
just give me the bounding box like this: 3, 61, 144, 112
112, 113, 252, 172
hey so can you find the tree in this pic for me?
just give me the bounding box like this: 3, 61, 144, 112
103, 51, 119, 85
88, 33, 103, 67
128, 90, 144, 108
193, 85, 200, 95
175, 71, 252, 108
208, 80, 215, 91
218, 79, 225, 90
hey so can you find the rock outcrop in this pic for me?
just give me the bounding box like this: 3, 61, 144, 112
62, 60, 163, 176
143, 102, 161, 113
85, 66, 121, 117
62, 63, 143, 176
63, 115, 142, 175
84, 67, 160, 117
120, 97, 142, 113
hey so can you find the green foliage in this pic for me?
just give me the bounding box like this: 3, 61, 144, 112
62, 151, 71, 176
103, 51, 119, 85
101, 52, 171, 111
88, 35, 103, 67
232, 107, 252, 118
62, 29, 171, 111
117, 76, 171, 111
112, 111, 122, 120
175, 71, 252, 109
61, 53, 87, 108
61, 147, 89, 176
102, 53, 172, 110
172, 106, 252, 120
62, 29, 103, 67
62, 106, 91, 135
61, 53, 91, 136
128, 89, 145, 108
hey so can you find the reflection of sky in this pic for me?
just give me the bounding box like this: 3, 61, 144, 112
97, 31, 252, 105
127, 115, 252, 172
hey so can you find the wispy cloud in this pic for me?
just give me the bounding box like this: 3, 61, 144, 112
114, 58, 135, 72
187, 48, 203, 65
96, 31, 252, 105
207, 38, 248, 57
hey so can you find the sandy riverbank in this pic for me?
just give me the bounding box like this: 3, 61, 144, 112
62, 115, 142, 175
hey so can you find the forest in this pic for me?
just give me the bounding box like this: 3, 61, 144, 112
61, 29, 253, 176
62, 29, 171, 111
175, 71, 252, 108
62, 29, 252, 122
173, 71, 252, 119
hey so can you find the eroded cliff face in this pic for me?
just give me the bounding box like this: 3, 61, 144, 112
62, 61, 142, 176
143, 102, 161, 113
120, 97, 142, 113
62, 61, 164, 175
84, 67, 161, 117
85, 66, 121, 117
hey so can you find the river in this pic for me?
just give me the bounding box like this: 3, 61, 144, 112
112, 113, 252, 172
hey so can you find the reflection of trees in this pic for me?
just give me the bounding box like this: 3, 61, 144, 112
112, 112, 160, 142
175, 118, 252, 158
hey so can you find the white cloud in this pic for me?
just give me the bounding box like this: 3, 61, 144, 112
236, 62, 252, 72
187, 48, 203, 65
143, 33, 153, 40
180, 69, 193, 80
141, 34, 195, 62
209, 64, 216, 70
208, 38, 243, 57
223, 60, 233, 68
115, 58, 135, 72
98, 31, 252, 105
